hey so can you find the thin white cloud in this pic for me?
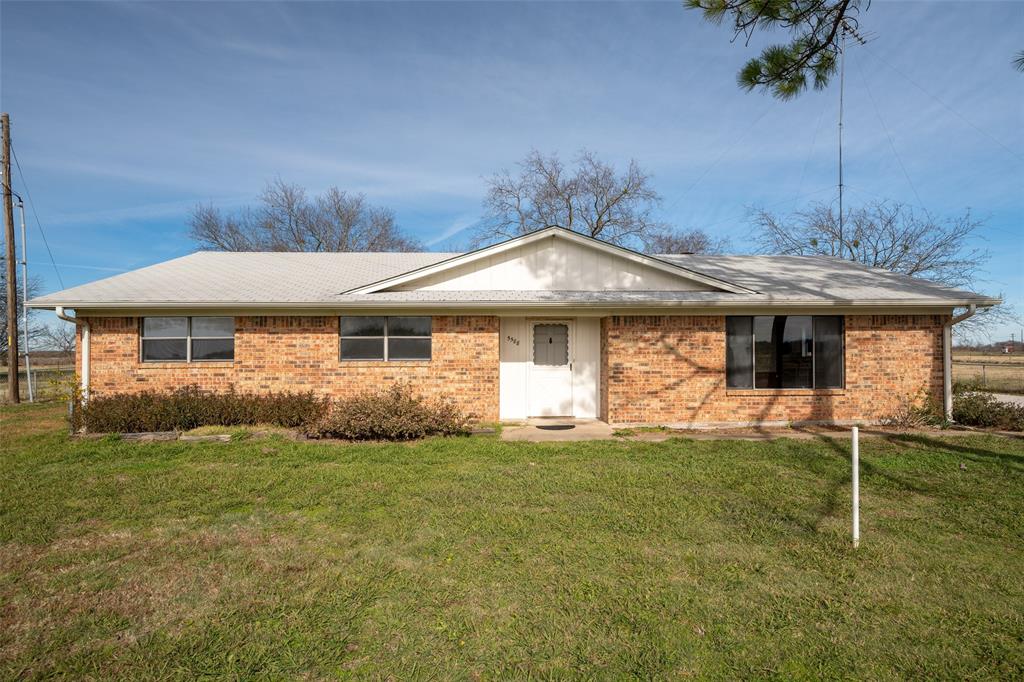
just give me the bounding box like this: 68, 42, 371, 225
425, 215, 481, 247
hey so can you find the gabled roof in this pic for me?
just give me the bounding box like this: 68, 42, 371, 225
28, 252, 456, 307
342, 226, 756, 295
26, 229, 1001, 310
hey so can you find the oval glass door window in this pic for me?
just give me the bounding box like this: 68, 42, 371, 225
533, 324, 569, 366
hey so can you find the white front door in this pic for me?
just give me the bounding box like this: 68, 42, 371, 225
529, 320, 574, 416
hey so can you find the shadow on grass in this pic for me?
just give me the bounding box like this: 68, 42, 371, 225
871, 431, 1024, 472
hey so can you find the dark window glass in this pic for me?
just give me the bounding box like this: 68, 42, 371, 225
753, 316, 813, 389
142, 338, 187, 362
388, 338, 431, 360
191, 338, 234, 361
143, 317, 187, 338
341, 338, 385, 360
780, 316, 813, 388
341, 317, 385, 337
192, 317, 234, 337
814, 316, 844, 388
533, 324, 569, 366
728, 315, 844, 390
753, 316, 780, 388
726, 317, 753, 388
387, 316, 431, 337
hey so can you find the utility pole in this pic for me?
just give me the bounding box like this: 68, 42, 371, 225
2, 113, 19, 404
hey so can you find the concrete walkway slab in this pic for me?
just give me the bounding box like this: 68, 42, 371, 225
501, 418, 615, 442
992, 393, 1024, 407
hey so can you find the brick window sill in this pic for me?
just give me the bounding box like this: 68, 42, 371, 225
339, 360, 432, 367
726, 388, 847, 397
137, 362, 234, 369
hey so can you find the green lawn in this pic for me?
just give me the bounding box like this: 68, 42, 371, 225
2, 403, 1022, 679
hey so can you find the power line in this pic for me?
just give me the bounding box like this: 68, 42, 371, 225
790, 93, 831, 212
662, 104, 774, 213
861, 46, 1023, 164
854, 54, 925, 208
680, 185, 834, 235
9, 142, 64, 288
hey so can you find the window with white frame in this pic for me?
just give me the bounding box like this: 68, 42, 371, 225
726, 315, 843, 389
141, 317, 234, 362
340, 316, 431, 361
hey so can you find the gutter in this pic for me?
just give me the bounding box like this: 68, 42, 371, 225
55, 306, 89, 401
26, 297, 1003, 311
943, 304, 979, 421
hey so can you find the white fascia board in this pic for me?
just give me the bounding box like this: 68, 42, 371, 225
341, 227, 757, 295
30, 296, 1001, 314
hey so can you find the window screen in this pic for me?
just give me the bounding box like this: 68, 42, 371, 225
142, 317, 187, 361
142, 317, 234, 362
727, 316, 843, 390
387, 317, 431, 360
191, 317, 234, 361
533, 324, 569, 366
813, 316, 844, 388
340, 317, 431, 361
725, 317, 753, 388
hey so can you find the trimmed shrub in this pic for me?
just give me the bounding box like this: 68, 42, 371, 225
306, 383, 470, 441
952, 385, 1024, 431
80, 386, 329, 433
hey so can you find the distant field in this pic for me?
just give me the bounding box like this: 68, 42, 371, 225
953, 351, 1024, 394
954, 352, 1024, 365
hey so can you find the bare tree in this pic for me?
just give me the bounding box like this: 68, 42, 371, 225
751, 201, 1013, 338
189, 180, 422, 252
645, 228, 731, 255
477, 150, 666, 248
40, 322, 76, 355
0, 268, 43, 365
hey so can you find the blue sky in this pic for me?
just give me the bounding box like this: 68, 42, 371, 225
1, 1, 1021, 338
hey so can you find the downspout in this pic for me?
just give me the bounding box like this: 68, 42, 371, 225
944, 304, 977, 421
55, 306, 89, 401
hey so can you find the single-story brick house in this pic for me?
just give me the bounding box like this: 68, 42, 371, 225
29, 227, 998, 427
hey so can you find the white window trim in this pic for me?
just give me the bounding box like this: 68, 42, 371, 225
140, 316, 235, 363
340, 316, 432, 362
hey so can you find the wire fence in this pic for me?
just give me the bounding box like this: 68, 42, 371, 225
952, 361, 1024, 395
0, 366, 75, 403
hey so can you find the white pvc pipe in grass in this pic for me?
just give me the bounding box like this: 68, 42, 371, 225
852, 426, 860, 549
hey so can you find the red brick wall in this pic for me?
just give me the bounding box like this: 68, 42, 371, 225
77, 313, 947, 427
600, 314, 947, 426
78, 315, 500, 421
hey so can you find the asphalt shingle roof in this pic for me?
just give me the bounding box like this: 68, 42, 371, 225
28, 250, 997, 309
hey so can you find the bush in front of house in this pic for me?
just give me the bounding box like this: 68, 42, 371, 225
305, 383, 471, 441
79, 386, 330, 433
952, 383, 1024, 431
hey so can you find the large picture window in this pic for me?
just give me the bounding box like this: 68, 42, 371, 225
726, 316, 844, 389
340, 316, 431, 361
141, 317, 234, 362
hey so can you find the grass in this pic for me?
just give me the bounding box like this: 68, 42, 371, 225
2, 402, 1023, 679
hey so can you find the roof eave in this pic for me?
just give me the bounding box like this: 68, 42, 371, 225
27, 296, 1002, 310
